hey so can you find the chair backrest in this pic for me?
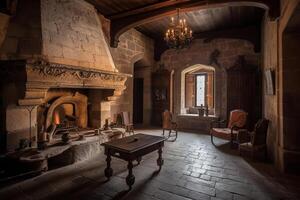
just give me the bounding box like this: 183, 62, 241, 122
121, 111, 131, 126
162, 110, 172, 129
252, 118, 269, 146
227, 109, 248, 128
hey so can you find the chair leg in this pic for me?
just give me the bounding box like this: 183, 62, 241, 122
162, 129, 165, 136
211, 133, 214, 145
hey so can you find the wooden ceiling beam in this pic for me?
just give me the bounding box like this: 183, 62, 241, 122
105, 0, 279, 47
109, 0, 191, 20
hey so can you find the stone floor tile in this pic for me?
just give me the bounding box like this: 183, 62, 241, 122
200, 174, 211, 181
185, 181, 216, 196
153, 189, 192, 200
215, 182, 251, 196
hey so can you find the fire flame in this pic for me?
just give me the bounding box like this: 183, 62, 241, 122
53, 110, 61, 125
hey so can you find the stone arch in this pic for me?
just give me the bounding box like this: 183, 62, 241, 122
130, 53, 145, 67
172, 59, 227, 119
180, 64, 216, 114
45, 92, 88, 130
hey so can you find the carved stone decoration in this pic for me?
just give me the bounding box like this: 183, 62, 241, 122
15, 59, 131, 105
73, 71, 95, 79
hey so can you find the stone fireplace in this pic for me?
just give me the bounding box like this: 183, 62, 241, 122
0, 0, 135, 153
0, 59, 130, 152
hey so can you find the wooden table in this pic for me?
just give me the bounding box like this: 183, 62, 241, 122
101, 133, 165, 189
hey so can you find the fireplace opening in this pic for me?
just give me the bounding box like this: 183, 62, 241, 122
53, 103, 76, 128
36, 88, 116, 146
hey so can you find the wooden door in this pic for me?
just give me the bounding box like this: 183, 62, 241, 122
151, 69, 171, 126
133, 78, 144, 124
227, 57, 261, 128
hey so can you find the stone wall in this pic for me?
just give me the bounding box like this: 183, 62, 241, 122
134, 66, 152, 126
0, 0, 42, 59
262, 0, 300, 172
109, 29, 154, 120
262, 15, 280, 164
160, 38, 259, 120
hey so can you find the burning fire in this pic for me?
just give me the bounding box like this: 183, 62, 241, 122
53, 110, 61, 125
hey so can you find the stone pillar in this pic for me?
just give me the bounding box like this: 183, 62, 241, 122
88, 90, 102, 128
100, 101, 111, 128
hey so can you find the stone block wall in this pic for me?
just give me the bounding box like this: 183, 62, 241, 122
262, 0, 300, 172
134, 66, 152, 125
109, 29, 154, 120
262, 15, 280, 164
0, 0, 42, 59
160, 38, 259, 120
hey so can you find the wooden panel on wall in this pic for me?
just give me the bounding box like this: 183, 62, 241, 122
227, 56, 261, 129
185, 74, 195, 108
151, 68, 170, 126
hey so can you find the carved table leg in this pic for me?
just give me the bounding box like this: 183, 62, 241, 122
126, 160, 135, 190
136, 156, 142, 165
157, 147, 164, 171
104, 151, 113, 180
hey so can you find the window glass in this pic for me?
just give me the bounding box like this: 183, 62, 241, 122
196, 75, 206, 106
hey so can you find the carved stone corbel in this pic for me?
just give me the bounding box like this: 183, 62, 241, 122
106, 88, 125, 101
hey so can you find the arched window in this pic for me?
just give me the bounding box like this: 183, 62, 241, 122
181, 65, 215, 115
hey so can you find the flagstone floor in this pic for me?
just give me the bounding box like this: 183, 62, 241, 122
0, 129, 299, 200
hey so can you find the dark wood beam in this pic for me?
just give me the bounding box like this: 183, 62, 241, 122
109, 0, 191, 20
106, 0, 279, 47
153, 25, 261, 61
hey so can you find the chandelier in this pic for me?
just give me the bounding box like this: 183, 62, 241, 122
164, 8, 193, 49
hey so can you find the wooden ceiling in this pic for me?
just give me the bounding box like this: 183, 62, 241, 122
87, 0, 264, 39
136, 6, 264, 39
86, 0, 160, 16
86, 0, 279, 59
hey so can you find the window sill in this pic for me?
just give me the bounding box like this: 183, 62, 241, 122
177, 114, 218, 120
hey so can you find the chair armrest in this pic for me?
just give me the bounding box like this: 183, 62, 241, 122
237, 129, 251, 143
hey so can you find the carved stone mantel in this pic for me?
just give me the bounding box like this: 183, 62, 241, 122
0, 59, 131, 106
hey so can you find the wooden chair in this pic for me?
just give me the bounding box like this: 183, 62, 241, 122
121, 111, 134, 136
238, 118, 269, 160
162, 110, 178, 141
210, 109, 248, 147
